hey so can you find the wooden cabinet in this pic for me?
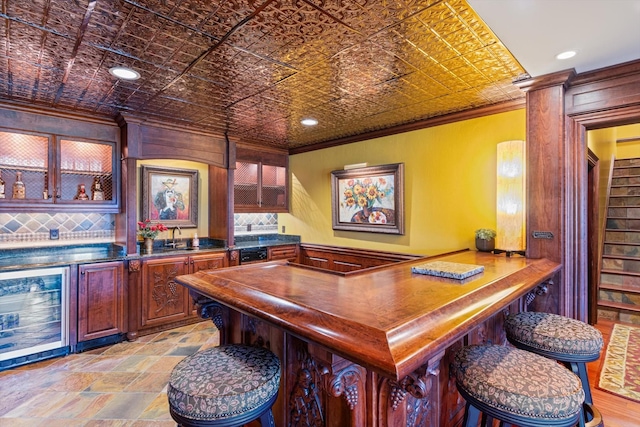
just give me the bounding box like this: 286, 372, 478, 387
0, 129, 119, 212
268, 244, 298, 262
77, 261, 125, 342
297, 244, 422, 273
140, 252, 226, 330
234, 145, 288, 213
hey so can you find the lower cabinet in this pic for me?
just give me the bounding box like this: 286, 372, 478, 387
77, 261, 125, 342
139, 252, 226, 332
268, 244, 298, 262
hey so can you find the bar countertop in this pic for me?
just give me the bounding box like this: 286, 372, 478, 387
174, 250, 561, 381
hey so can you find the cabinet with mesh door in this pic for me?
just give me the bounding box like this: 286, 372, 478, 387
234, 146, 288, 213
0, 129, 119, 212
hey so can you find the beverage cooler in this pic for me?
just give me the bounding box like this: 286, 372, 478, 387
0, 266, 70, 370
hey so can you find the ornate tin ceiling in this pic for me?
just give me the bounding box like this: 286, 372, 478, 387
0, 0, 527, 150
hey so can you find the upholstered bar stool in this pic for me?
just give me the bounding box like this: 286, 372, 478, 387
167, 344, 281, 427
452, 345, 584, 427
504, 312, 604, 427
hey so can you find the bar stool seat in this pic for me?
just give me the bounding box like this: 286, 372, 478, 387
505, 312, 604, 427
167, 344, 281, 427
453, 345, 584, 427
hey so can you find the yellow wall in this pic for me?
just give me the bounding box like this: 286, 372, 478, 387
616, 123, 640, 159
587, 127, 617, 253
136, 159, 209, 239
279, 109, 526, 255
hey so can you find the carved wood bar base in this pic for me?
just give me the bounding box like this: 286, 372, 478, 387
176, 251, 561, 426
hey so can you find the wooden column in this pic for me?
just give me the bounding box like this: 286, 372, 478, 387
515, 70, 576, 317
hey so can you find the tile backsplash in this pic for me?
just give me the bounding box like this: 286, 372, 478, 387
0, 211, 276, 247
234, 213, 278, 235
0, 213, 115, 247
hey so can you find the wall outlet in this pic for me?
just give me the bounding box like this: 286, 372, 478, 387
281, 225, 286, 233
49, 229, 59, 240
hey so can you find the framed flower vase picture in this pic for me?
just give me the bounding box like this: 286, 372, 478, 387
331, 163, 404, 234
141, 165, 198, 228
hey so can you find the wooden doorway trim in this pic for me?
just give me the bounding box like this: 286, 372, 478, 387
587, 149, 599, 324
564, 60, 640, 322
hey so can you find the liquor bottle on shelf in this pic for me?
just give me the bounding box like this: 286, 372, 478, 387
75, 183, 89, 200
0, 169, 5, 198
12, 171, 25, 199
91, 177, 104, 201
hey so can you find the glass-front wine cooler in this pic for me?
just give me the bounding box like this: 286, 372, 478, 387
0, 267, 70, 370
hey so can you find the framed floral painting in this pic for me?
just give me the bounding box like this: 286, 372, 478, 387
141, 165, 198, 228
331, 163, 404, 234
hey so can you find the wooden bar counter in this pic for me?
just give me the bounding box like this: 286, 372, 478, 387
174, 250, 560, 427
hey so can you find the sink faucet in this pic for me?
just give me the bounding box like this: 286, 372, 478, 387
166, 226, 181, 248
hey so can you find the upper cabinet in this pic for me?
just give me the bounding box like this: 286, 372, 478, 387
234, 145, 288, 213
0, 130, 119, 212
0, 103, 121, 213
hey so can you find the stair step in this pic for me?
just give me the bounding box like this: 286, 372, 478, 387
602, 254, 640, 261
601, 258, 640, 272
601, 269, 640, 277
604, 229, 640, 244
603, 243, 640, 258
597, 300, 640, 313
599, 283, 640, 293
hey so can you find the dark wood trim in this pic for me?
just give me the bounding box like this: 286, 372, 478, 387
587, 149, 599, 324
0, 98, 116, 127
288, 99, 526, 155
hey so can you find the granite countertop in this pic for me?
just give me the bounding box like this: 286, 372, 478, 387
231, 234, 301, 250
0, 243, 128, 271
0, 234, 301, 271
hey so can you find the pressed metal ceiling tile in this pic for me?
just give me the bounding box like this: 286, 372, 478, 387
0, 0, 526, 149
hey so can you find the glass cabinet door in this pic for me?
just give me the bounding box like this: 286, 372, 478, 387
234, 161, 259, 207
0, 130, 52, 202
261, 164, 286, 208
59, 139, 114, 203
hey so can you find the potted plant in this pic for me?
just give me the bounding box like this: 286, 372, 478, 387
475, 228, 496, 252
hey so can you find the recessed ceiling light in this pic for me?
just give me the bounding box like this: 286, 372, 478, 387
109, 66, 140, 80
301, 118, 318, 126
556, 51, 576, 60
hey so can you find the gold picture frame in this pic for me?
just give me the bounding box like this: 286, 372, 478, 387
141, 165, 198, 228
331, 163, 404, 234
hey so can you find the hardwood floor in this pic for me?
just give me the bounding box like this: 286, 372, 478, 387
588, 319, 640, 427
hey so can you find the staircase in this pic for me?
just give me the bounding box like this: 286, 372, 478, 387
598, 157, 640, 325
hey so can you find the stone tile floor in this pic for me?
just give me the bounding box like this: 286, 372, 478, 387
0, 321, 219, 426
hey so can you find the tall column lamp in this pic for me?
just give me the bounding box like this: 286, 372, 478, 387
494, 140, 526, 257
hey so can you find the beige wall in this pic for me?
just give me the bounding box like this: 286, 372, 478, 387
279, 109, 526, 256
